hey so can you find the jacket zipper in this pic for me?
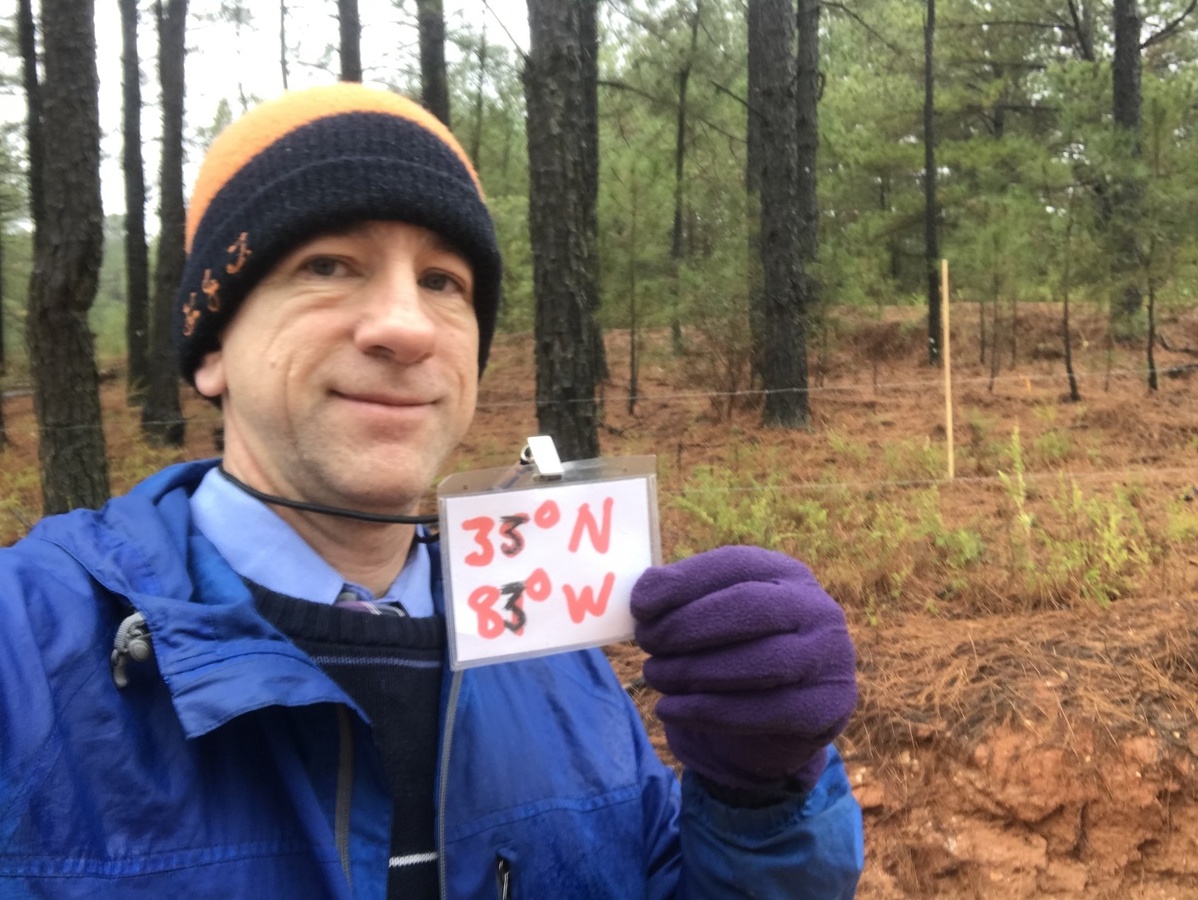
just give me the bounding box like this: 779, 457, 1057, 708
495, 856, 513, 900
437, 668, 464, 899
335, 705, 355, 891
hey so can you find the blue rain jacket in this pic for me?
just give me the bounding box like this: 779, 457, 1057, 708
0, 460, 863, 898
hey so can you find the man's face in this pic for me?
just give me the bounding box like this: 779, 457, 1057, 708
194, 220, 479, 515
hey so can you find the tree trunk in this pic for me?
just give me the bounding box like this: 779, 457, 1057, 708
0, 233, 5, 448
796, 0, 820, 363
416, 0, 450, 126
141, 0, 186, 447
750, 0, 808, 428
0, 232, 5, 375
627, 164, 639, 417
579, 0, 606, 384
120, 0, 150, 403
924, 0, 942, 365
1110, 0, 1143, 324
25, 0, 110, 512
280, 0, 289, 89
669, 1, 701, 355
1066, 0, 1097, 61
524, 0, 601, 460
469, 27, 488, 164
1061, 190, 1080, 401
338, 0, 362, 82
1146, 280, 1157, 391
745, 0, 765, 382
17, 0, 43, 228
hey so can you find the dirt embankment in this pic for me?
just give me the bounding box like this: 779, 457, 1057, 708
847, 596, 1198, 898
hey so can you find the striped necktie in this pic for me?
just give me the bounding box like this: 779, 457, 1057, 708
333, 586, 408, 616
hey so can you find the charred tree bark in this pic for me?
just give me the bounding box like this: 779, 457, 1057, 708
338, 0, 362, 82
924, 0, 942, 365
746, 0, 765, 383
796, 0, 820, 361
25, 0, 110, 512
750, 0, 809, 428
120, 0, 150, 402
141, 0, 186, 447
416, 0, 450, 126
524, 0, 601, 460
579, 0, 606, 384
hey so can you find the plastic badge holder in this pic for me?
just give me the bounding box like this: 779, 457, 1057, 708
438, 449, 660, 670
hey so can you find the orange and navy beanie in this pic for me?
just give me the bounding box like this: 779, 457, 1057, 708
175, 83, 501, 384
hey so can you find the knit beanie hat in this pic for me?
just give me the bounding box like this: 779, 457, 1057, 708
176, 83, 501, 384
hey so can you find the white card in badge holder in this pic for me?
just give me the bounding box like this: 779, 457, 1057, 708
437, 437, 661, 670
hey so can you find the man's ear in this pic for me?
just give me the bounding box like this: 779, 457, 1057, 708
193, 346, 227, 400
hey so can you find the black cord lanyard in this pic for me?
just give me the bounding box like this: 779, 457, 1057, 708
217, 466, 441, 543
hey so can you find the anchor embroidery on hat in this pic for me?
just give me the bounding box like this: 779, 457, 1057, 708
226, 232, 251, 274
182, 293, 201, 337
201, 269, 222, 312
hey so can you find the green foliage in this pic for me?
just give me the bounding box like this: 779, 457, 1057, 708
670, 417, 1156, 623
826, 430, 868, 466
0, 227, 32, 370
674, 246, 754, 419
1041, 478, 1152, 607
880, 436, 943, 482
0, 445, 40, 544
668, 463, 989, 624
194, 98, 235, 153
90, 216, 129, 361
997, 426, 1035, 573
998, 427, 1152, 607
490, 194, 534, 332
670, 465, 794, 554
1165, 499, 1198, 544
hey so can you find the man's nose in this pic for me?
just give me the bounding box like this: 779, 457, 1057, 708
352, 267, 438, 363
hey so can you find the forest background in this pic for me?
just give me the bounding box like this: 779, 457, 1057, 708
3, 1, 1198, 895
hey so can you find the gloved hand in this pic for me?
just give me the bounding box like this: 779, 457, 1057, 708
631, 546, 857, 795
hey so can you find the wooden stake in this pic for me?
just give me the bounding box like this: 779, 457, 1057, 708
941, 259, 954, 480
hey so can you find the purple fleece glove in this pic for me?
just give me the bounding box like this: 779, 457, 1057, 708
631, 546, 857, 793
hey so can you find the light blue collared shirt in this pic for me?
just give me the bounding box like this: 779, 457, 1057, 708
189, 466, 434, 617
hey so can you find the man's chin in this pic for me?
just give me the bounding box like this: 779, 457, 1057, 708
322, 474, 431, 518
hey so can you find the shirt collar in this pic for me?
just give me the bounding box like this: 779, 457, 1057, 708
189, 466, 433, 616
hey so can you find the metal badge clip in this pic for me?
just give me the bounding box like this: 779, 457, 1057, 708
521, 435, 564, 481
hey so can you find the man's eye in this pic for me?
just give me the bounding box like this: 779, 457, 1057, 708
304, 257, 346, 277
421, 272, 463, 293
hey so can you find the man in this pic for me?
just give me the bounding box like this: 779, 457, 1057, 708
0, 85, 862, 898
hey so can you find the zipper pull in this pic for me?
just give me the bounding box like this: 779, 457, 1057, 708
110, 612, 154, 688
495, 855, 512, 900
